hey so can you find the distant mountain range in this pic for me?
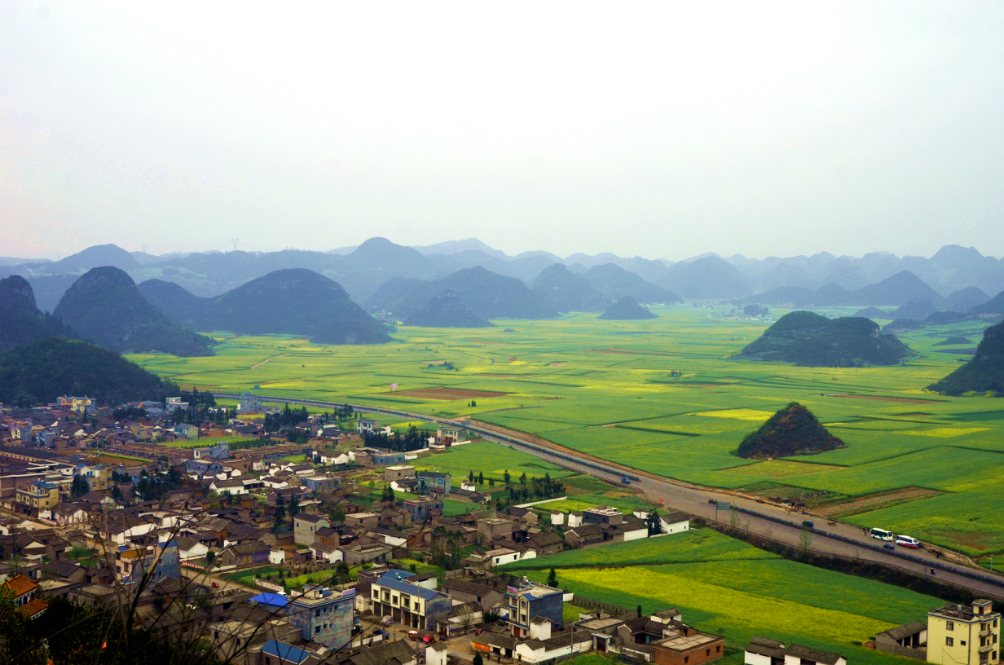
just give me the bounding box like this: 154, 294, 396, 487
737, 311, 913, 367
5, 239, 1004, 318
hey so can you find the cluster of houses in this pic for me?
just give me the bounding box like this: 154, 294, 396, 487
1, 394, 973, 665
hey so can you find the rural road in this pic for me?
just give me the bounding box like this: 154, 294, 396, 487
216, 393, 1004, 600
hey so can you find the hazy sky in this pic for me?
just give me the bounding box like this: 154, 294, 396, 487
2, 0, 1002, 261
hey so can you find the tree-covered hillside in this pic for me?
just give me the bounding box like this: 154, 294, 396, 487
738, 311, 912, 367
0, 276, 74, 351
0, 337, 178, 406
928, 321, 1004, 396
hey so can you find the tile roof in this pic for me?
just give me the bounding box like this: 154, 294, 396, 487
20, 597, 48, 619
1, 575, 39, 598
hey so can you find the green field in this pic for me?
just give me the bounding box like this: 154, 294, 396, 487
504, 530, 942, 665
128, 307, 1004, 556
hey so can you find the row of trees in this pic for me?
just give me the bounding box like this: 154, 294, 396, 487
263, 404, 310, 433
362, 426, 429, 452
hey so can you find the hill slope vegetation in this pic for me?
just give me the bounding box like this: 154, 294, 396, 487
928, 321, 1004, 396
403, 291, 493, 328
383, 266, 559, 320
0, 276, 74, 351
737, 402, 845, 458
656, 256, 752, 299
532, 263, 606, 312
737, 311, 912, 367
0, 337, 177, 406
583, 263, 680, 304
192, 269, 392, 344
598, 296, 657, 320
53, 268, 215, 357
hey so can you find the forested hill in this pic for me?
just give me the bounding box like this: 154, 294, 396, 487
191, 269, 392, 344
53, 267, 216, 357
737, 311, 912, 367
928, 321, 1004, 396
0, 275, 74, 351
403, 291, 494, 328
737, 402, 845, 459
598, 296, 657, 320
0, 337, 177, 407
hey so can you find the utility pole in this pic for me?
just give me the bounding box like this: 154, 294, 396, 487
231, 238, 239, 251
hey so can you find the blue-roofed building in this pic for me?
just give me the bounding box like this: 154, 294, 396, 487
249, 592, 291, 614
505, 579, 564, 637
371, 569, 452, 630
259, 639, 311, 665
289, 585, 355, 649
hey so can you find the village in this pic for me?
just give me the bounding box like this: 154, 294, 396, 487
0, 392, 998, 665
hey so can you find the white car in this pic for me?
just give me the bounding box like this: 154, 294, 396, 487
896, 535, 920, 548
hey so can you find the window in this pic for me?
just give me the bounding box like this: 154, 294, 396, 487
316, 609, 321, 617
315, 626, 321, 634
706, 649, 710, 656
684, 658, 689, 664
946, 638, 954, 647
717, 646, 721, 653
947, 622, 955, 631
961, 641, 966, 646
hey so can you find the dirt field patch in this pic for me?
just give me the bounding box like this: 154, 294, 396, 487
386, 387, 510, 400
816, 487, 942, 518
825, 394, 943, 404
587, 347, 674, 356
549, 362, 565, 366
250, 353, 287, 369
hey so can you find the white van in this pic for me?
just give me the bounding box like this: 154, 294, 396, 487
896, 535, 921, 548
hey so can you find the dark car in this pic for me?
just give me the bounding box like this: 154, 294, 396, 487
801, 520, 814, 529
883, 543, 896, 550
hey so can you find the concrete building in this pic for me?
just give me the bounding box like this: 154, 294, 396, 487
403, 495, 442, 522
239, 392, 264, 413
385, 465, 416, 482
289, 585, 355, 649
371, 570, 453, 630
927, 600, 1000, 665
17, 480, 60, 510
583, 505, 623, 526
294, 514, 330, 546
417, 471, 452, 495
505, 580, 563, 637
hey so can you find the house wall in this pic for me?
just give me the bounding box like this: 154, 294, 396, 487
652, 640, 724, 665
875, 634, 927, 661
745, 651, 772, 665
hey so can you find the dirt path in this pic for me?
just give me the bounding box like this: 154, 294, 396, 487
251, 353, 287, 370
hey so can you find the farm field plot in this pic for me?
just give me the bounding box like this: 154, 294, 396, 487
412, 441, 574, 487
128, 307, 1004, 555
505, 531, 941, 665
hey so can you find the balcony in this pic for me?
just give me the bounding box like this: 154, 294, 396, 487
978, 629, 992, 638
978, 645, 993, 654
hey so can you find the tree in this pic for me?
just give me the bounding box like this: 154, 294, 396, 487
206, 551, 215, 566
288, 494, 300, 518
519, 472, 527, 487
477, 471, 484, 485
798, 526, 813, 554
274, 494, 287, 527
469, 470, 475, 483
473, 654, 484, 665
546, 567, 558, 587
637, 604, 643, 618
455, 602, 478, 634
645, 509, 663, 536
503, 470, 510, 487
488, 477, 495, 488
71, 474, 89, 498
111, 485, 123, 503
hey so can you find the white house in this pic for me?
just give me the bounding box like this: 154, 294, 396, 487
178, 540, 210, 561
550, 511, 564, 526
568, 512, 583, 528
269, 548, 286, 565
633, 510, 690, 536
311, 543, 344, 564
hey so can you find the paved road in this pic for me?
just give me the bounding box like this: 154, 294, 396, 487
217, 393, 1004, 600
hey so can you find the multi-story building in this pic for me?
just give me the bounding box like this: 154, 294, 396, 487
289, 585, 355, 649
16, 480, 60, 510
114, 541, 180, 584
436, 425, 463, 445
300, 474, 340, 494
79, 464, 112, 492
928, 600, 1000, 665
403, 495, 443, 522
58, 395, 94, 415
583, 505, 623, 526
417, 471, 452, 495
371, 570, 453, 630
294, 513, 330, 546
238, 392, 263, 413
505, 580, 563, 637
